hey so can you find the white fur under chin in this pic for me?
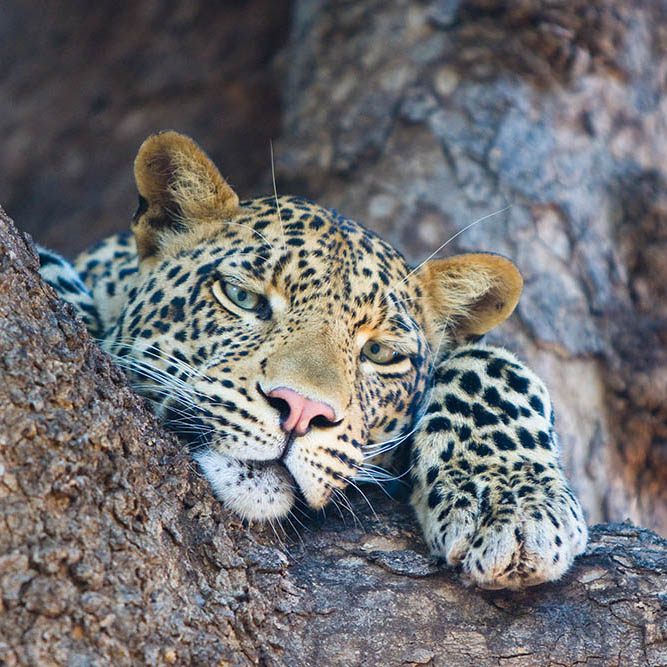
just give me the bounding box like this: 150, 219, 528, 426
194, 449, 295, 522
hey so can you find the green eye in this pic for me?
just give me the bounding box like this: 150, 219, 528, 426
362, 340, 406, 365
223, 282, 261, 310
213, 278, 272, 320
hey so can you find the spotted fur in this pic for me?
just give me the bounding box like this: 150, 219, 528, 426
411, 345, 587, 588
37, 131, 587, 589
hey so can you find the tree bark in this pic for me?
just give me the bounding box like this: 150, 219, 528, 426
1, 207, 666, 666
276, 0, 667, 536
2, 0, 667, 663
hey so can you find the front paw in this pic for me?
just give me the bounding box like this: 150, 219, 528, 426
414, 465, 588, 590
458, 491, 588, 590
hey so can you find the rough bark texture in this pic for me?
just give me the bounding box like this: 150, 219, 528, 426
1, 207, 666, 665
3, 0, 665, 536
277, 0, 667, 535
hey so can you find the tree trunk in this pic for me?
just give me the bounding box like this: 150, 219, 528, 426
0, 0, 289, 257
1, 206, 666, 666
276, 0, 667, 536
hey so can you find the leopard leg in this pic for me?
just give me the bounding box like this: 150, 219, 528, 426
410, 344, 588, 589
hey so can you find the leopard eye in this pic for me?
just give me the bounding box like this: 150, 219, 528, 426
361, 340, 406, 365
223, 282, 261, 310
213, 279, 272, 320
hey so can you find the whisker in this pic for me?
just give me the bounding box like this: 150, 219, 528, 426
130, 381, 199, 405
362, 430, 413, 459
268, 519, 287, 552
108, 341, 203, 384
362, 401, 434, 461
282, 512, 306, 550
332, 488, 364, 530
354, 464, 409, 484
327, 493, 346, 523
116, 365, 198, 408
270, 140, 286, 254
383, 205, 511, 302
338, 475, 379, 522
110, 354, 218, 406
106, 335, 200, 368
222, 220, 274, 249
428, 318, 453, 373
108, 346, 197, 381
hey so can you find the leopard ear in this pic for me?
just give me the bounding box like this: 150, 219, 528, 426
416, 253, 523, 347
132, 131, 239, 259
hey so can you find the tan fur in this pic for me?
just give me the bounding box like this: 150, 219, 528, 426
40, 131, 587, 589
263, 328, 351, 420
132, 131, 239, 259
417, 253, 523, 346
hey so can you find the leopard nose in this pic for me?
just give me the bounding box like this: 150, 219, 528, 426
267, 387, 337, 436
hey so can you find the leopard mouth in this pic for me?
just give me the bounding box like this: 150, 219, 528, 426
163, 401, 342, 520
193, 448, 297, 522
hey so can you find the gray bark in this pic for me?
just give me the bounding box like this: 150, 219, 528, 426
2, 0, 667, 663
0, 0, 288, 257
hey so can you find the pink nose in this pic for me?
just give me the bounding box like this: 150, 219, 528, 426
267, 387, 336, 436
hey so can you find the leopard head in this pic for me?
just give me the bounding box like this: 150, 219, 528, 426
110, 131, 522, 521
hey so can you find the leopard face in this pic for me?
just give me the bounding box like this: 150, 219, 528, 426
78, 132, 523, 522
108, 197, 436, 520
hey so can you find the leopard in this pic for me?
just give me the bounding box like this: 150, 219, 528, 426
37, 131, 587, 589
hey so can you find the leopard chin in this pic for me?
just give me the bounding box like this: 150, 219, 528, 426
194, 450, 296, 522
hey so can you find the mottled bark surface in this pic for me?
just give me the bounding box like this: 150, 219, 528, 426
2, 0, 667, 663
1, 207, 666, 665
277, 0, 667, 535
3, 0, 665, 535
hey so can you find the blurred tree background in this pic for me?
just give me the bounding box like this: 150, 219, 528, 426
1, 0, 289, 254
2, 0, 666, 537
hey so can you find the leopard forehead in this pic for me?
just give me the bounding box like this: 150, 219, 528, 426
165, 195, 416, 304
142, 194, 429, 352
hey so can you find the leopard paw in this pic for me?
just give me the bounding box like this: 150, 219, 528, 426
413, 465, 588, 590
409, 344, 589, 589
458, 493, 588, 590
